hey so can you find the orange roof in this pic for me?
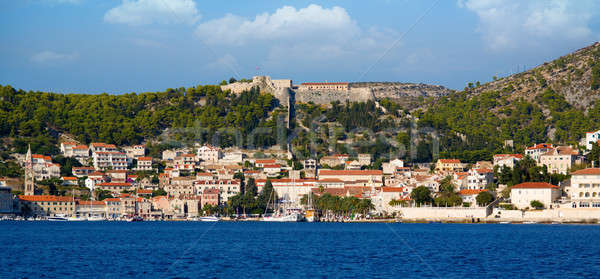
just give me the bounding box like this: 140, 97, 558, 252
526, 143, 553, 150
97, 182, 132, 187
494, 154, 523, 159
263, 164, 281, 168
89, 172, 105, 176
382, 187, 406, 192
458, 189, 488, 195
77, 200, 105, 206
62, 177, 78, 180
319, 170, 382, 176
137, 189, 153, 194
104, 198, 121, 202
62, 142, 77, 146
19, 195, 72, 202
474, 168, 493, 174
571, 168, 600, 175
439, 159, 460, 164
138, 157, 152, 161
511, 182, 559, 189
255, 159, 276, 164
73, 145, 88, 150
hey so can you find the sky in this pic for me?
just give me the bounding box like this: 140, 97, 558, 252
1, 0, 600, 93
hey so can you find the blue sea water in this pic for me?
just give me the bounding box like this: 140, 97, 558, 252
1, 221, 599, 278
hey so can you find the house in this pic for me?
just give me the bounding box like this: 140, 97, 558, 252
383, 159, 404, 175
525, 143, 554, 162
493, 154, 523, 169
173, 154, 196, 171
585, 130, 600, 150
92, 151, 127, 170
466, 168, 494, 190
539, 146, 582, 174
170, 194, 202, 217
104, 198, 122, 219
569, 168, 600, 208
302, 159, 317, 170
194, 179, 241, 204
75, 200, 107, 219
162, 149, 188, 161
435, 159, 463, 172
263, 164, 282, 177
29, 154, 61, 181
196, 172, 215, 181
123, 145, 145, 159
376, 187, 411, 212
319, 154, 349, 167
256, 179, 318, 205
165, 177, 196, 197
60, 142, 89, 160
344, 160, 362, 170
106, 170, 128, 182
136, 157, 153, 171
510, 182, 561, 209
196, 145, 223, 162
72, 167, 95, 177
18, 195, 75, 217
201, 188, 220, 207
254, 159, 276, 168
318, 170, 383, 186
220, 151, 243, 164
458, 189, 490, 206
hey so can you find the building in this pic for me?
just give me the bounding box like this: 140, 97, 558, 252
104, 198, 122, 219
124, 145, 145, 158
538, 146, 582, 175
61, 177, 79, 186
569, 168, 600, 208
173, 154, 197, 171
525, 143, 554, 162
92, 151, 127, 170
254, 159, 276, 168
319, 154, 349, 167
0, 186, 14, 216
194, 179, 241, 204
466, 168, 494, 190
201, 188, 220, 207
493, 154, 523, 169
165, 177, 196, 197
24, 146, 35, 195
263, 164, 282, 177
29, 154, 61, 181
197, 145, 223, 162
435, 159, 463, 172
585, 130, 600, 150
18, 195, 75, 217
96, 182, 134, 194
357, 154, 372, 166
298, 82, 349, 91
136, 157, 153, 171
510, 182, 561, 209
72, 167, 95, 177
458, 189, 490, 206
318, 170, 383, 186
89, 142, 118, 153
382, 159, 404, 175
75, 200, 107, 219
256, 179, 318, 205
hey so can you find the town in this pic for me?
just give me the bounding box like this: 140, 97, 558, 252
1, 128, 599, 223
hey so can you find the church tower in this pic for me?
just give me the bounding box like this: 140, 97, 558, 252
24, 144, 35, 196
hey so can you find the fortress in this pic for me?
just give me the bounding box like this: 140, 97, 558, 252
220, 76, 372, 106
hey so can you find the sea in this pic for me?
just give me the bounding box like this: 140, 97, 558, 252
1, 221, 599, 278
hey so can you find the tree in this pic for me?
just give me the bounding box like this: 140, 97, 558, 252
476, 191, 494, 206
410, 186, 433, 206
228, 77, 237, 84
530, 200, 544, 209
152, 188, 167, 197
96, 189, 114, 201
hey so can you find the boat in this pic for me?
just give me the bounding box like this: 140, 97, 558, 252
305, 209, 317, 222
127, 216, 144, 222
499, 221, 511, 224
87, 215, 106, 221
523, 221, 538, 224
67, 216, 87, 221
48, 214, 68, 221
262, 212, 303, 222
199, 216, 220, 222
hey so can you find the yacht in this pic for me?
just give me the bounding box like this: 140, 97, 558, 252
67, 215, 87, 221
199, 216, 220, 222
87, 215, 106, 221
262, 212, 303, 222
48, 214, 68, 221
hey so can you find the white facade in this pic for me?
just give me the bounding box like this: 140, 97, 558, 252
92, 151, 128, 170
197, 145, 223, 162
493, 154, 522, 169
466, 168, 494, 190
569, 168, 600, 208
585, 130, 600, 151
383, 159, 405, 175
510, 182, 561, 209
136, 157, 153, 171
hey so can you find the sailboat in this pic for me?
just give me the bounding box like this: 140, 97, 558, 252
68, 189, 87, 221
305, 191, 317, 222
261, 179, 303, 222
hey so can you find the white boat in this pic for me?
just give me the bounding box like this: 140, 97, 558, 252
499, 221, 511, 224
48, 214, 68, 221
67, 216, 87, 221
87, 216, 106, 221
199, 216, 220, 222
523, 221, 537, 224
262, 213, 303, 222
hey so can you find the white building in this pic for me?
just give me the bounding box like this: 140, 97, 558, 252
382, 159, 405, 175
124, 145, 145, 159
524, 143, 554, 162
256, 179, 318, 205
510, 182, 561, 209
585, 130, 600, 151
493, 154, 523, 169
569, 168, 600, 208
30, 154, 61, 180
197, 145, 223, 163
92, 151, 128, 170
466, 168, 494, 190
136, 157, 153, 171
194, 179, 241, 204
539, 146, 582, 175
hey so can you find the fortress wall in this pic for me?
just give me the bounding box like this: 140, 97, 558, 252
294, 87, 373, 105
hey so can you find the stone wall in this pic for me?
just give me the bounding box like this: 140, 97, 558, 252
294, 87, 373, 105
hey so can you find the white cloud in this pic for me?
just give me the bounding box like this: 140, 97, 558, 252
30, 51, 78, 63
460, 0, 597, 51
195, 4, 361, 46
104, 0, 200, 26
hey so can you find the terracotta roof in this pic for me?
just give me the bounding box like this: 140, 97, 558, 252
62, 142, 77, 146
97, 182, 132, 187
137, 189, 153, 194
138, 157, 152, 161
526, 143, 553, 150
494, 154, 523, 159
571, 168, 600, 175
458, 189, 488, 195
255, 159, 276, 164
203, 188, 219, 194
263, 164, 281, 168
73, 145, 88, 150
319, 170, 382, 176
382, 187, 406, 192
196, 172, 213, 176
439, 159, 460, 164
77, 200, 105, 206
73, 167, 95, 170
89, 172, 105, 176
511, 182, 559, 189
104, 198, 121, 202
61, 177, 78, 180
18, 195, 72, 202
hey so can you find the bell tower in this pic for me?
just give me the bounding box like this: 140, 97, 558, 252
24, 144, 35, 196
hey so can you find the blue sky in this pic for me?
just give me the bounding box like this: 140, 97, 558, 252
1, 0, 600, 93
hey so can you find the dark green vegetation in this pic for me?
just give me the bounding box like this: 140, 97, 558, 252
496, 156, 569, 198
301, 192, 375, 217
0, 85, 279, 154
